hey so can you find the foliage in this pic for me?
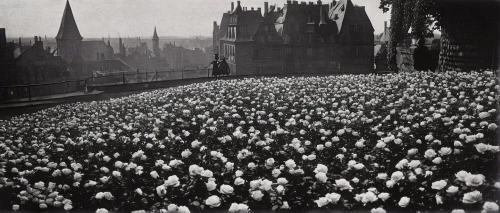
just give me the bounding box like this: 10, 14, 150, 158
380, 0, 442, 71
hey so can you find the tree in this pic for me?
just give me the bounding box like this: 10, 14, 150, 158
380, 0, 499, 72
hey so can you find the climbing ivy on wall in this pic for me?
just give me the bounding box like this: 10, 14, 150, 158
379, 0, 441, 72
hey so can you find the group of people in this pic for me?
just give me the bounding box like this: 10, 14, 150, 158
208, 54, 230, 78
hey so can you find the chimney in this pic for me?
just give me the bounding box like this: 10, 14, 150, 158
251, 7, 254, 11
293, 1, 298, 4
301, 2, 306, 5
0, 28, 5, 48
317, 0, 322, 5
257, 7, 261, 12
287, 1, 291, 5
264, 2, 269, 14
18, 37, 22, 49
309, 1, 313, 5
34, 36, 38, 44
384, 21, 388, 31
231, 2, 234, 11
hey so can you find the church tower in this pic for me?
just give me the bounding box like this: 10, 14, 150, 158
153, 26, 160, 58
56, 0, 83, 63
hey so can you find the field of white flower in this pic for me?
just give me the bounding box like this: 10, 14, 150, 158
0, 71, 499, 213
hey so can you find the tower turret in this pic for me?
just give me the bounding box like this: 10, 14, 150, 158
56, 0, 83, 63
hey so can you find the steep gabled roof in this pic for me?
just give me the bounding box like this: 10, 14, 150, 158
328, 0, 352, 34
56, 0, 83, 40
153, 27, 159, 39
219, 13, 231, 39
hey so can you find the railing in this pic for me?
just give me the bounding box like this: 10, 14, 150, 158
85, 68, 213, 86
0, 80, 85, 103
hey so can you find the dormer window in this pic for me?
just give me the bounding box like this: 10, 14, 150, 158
334, 14, 339, 20
341, 5, 345, 11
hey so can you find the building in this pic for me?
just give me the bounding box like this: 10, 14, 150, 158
164, 42, 212, 70
13, 36, 68, 85
0, 29, 16, 86
56, 0, 131, 78
214, 0, 374, 75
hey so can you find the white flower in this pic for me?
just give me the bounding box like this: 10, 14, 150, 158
386, 180, 395, 188
483, 202, 500, 212
277, 177, 288, 185
325, 192, 341, 203
237, 204, 250, 212
234, 177, 245, 185
315, 197, 330, 207
177, 206, 190, 213
456, 171, 471, 182
391, 171, 404, 182
314, 164, 328, 174
235, 170, 243, 177
377, 173, 388, 180
452, 209, 466, 213
181, 150, 192, 158
465, 174, 485, 187
201, 170, 214, 178
165, 175, 180, 187
315, 172, 328, 183
408, 160, 421, 168
205, 195, 221, 207
276, 185, 285, 194
251, 190, 264, 201
150, 171, 159, 179
135, 188, 143, 195
156, 185, 167, 197
398, 196, 410, 207
424, 149, 437, 159
371, 207, 387, 213
285, 159, 296, 169
206, 180, 217, 191
96, 208, 109, 213
353, 163, 365, 170
462, 190, 482, 204
446, 186, 459, 194
229, 203, 240, 212
281, 201, 290, 209
378, 192, 390, 201
219, 184, 234, 194
335, 179, 353, 191
431, 180, 447, 190
260, 179, 273, 191
167, 204, 178, 212
433, 194, 443, 205
248, 162, 256, 169
12, 204, 19, 211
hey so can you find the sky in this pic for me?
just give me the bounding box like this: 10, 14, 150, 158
0, 0, 391, 39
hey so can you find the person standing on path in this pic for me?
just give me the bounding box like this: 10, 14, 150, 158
210, 54, 220, 79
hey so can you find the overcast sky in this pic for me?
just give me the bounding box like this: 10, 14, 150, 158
0, 0, 390, 38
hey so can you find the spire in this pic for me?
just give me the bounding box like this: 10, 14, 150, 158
56, 0, 83, 40
153, 26, 159, 39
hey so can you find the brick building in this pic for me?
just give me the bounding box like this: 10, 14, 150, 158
213, 0, 374, 75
